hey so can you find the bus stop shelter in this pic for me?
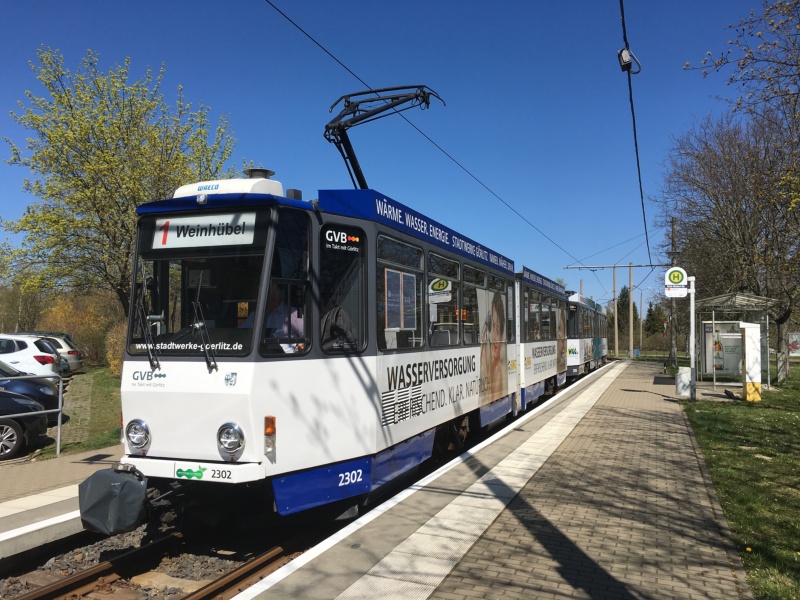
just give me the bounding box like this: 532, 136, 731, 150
694, 292, 777, 391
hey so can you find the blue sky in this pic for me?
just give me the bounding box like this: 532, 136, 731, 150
0, 1, 757, 307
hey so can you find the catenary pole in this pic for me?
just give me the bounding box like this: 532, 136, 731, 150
629, 263, 634, 359
613, 266, 618, 358
563, 262, 671, 362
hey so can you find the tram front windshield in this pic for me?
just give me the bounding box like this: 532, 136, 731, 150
128, 212, 266, 357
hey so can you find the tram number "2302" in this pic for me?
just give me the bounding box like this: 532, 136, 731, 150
211, 469, 232, 480
338, 469, 364, 487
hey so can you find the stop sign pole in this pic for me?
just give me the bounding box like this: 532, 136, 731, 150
665, 267, 696, 401
688, 276, 696, 401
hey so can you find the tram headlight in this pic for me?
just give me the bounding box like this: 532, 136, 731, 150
217, 422, 245, 454
125, 419, 150, 449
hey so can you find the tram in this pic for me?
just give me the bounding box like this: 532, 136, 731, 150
566, 293, 608, 378
79, 168, 516, 530
515, 268, 568, 407
78, 84, 610, 534
77, 167, 613, 534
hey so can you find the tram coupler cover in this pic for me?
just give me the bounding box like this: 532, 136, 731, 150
79, 464, 148, 535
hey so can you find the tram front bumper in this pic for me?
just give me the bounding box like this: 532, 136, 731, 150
123, 455, 266, 484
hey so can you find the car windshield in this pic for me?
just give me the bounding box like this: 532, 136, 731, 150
0, 360, 23, 377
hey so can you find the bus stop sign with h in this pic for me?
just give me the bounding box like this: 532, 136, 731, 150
665, 267, 697, 401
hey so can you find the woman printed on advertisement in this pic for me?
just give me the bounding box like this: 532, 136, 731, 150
479, 290, 508, 404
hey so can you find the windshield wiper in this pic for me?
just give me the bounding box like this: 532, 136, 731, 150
192, 301, 218, 372
136, 300, 161, 370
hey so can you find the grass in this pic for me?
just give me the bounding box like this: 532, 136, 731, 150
34, 365, 122, 459
683, 370, 800, 600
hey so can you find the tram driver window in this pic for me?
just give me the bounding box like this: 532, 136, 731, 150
260, 209, 310, 355
319, 224, 366, 353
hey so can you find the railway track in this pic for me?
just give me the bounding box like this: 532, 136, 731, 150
10, 535, 300, 600
6, 519, 334, 600
13, 533, 182, 600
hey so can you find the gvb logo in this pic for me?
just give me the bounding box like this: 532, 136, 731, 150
325, 230, 360, 244
133, 371, 166, 381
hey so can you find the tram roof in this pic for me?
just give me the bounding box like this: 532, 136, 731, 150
568, 293, 605, 313
516, 266, 566, 299
136, 186, 515, 276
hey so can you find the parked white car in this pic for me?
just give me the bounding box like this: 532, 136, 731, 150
0, 334, 60, 378
16, 331, 84, 373
40, 336, 84, 372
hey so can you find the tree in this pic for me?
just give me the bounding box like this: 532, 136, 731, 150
696, 2, 798, 98
685, 0, 800, 381
609, 285, 639, 338
693, 0, 800, 213
658, 112, 799, 381
644, 302, 669, 336
0, 282, 48, 332
3, 46, 239, 316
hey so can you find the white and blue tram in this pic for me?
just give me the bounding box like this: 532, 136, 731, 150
514, 268, 567, 407
566, 293, 608, 378
80, 169, 594, 533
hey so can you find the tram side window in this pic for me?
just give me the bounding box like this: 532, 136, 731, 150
428, 253, 460, 347
319, 224, 366, 353
540, 296, 552, 340
582, 308, 592, 338
556, 301, 566, 340
377, 235, 424, 351
567, 304, 579, 339
260, 209, 310, 355
509, 292, 516, 344
462, 265, 485, 346
528, 291, 541, 341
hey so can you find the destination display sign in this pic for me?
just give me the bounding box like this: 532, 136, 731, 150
152, 212, 256, 250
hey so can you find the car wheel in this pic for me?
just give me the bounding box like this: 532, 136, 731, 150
0, 419, 24, 460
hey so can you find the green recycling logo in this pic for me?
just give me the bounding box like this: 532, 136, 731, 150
176, 466, 207, 480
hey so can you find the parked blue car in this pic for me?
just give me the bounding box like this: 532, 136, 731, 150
0, 391, 48, 460
0, 360, 63, 426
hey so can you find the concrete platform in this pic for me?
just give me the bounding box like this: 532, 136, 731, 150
236, 361, 752, 600
0, 445, 123, 559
